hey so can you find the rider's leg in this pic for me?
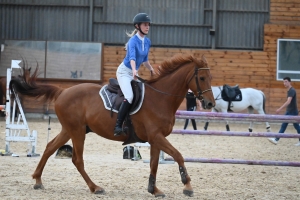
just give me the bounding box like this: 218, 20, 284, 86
114, 99, 131, 136
115, 63, 134, 136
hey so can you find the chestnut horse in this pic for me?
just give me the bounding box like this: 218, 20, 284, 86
9, 54, 215, 198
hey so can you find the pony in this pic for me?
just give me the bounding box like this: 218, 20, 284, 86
204, 86, 271, 132
9, 54, 215, 198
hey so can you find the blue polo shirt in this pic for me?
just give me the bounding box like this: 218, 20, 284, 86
123, 34, 151, 70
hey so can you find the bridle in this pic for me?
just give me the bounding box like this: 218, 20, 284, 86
186, 66, 212, 101
136, 66, 212, 101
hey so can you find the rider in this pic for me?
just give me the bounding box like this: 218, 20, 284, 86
114, 13, 155, 137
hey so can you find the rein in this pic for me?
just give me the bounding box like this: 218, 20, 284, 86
214, 86, 223, 101
136, 66, 212, 101
136, 76, 185, 98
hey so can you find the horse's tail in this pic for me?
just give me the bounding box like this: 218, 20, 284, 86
9, 65, 63, 104
260, 90, 266, 114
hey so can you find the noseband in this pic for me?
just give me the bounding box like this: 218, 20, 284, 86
187, 66, 212, 101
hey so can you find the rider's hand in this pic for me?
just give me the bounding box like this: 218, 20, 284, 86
132, 69, 138, 80
150, 69, 155, 76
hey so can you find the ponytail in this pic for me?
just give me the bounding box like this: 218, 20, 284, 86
124, 29, 138, 50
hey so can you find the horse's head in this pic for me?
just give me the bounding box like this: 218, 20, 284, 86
187, 55, 215, 109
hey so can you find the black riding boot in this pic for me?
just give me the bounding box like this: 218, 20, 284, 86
114, 99, 131, 136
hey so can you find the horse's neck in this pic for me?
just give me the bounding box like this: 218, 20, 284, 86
147, 70, 189, 113
212, 86, 222, 97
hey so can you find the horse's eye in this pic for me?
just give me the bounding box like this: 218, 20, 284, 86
200, 77, 205, 81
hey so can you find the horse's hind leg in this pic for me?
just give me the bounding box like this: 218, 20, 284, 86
149, 134, 193, 197
71, 130, 105, 194
256, 108, 272, 132
265, 122, 271, 132
32, 129, 70, 189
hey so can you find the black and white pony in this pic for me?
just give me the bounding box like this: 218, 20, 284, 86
204, 86, 271, 132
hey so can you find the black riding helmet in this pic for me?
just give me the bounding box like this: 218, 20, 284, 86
133, 13, 151, 35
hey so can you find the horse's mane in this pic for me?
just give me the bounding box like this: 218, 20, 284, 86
146, 54, 203, 84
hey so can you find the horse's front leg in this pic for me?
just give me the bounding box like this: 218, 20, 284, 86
148, 146, 165, 198
220, 110, 230, 131
248, 121, 253, 132
150, 134, 193, 197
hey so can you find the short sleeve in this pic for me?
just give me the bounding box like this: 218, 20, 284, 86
288, 89, 296, 98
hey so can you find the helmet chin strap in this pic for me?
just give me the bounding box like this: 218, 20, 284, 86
137, 24, 147, 35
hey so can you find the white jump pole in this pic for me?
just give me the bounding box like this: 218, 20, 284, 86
132, 142, 174, 164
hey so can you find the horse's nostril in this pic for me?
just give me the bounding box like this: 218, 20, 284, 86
207, 102, 214, 109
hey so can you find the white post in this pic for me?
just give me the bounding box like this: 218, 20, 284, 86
2, 60, 40, 157
5, 67, 12, 155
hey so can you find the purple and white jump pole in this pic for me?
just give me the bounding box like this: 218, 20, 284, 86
164, 157, 300, 167
175, 110, 300, 123
170, 110, 300, 167
172, 129, 300, 138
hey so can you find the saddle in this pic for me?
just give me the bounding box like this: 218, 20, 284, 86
221, 84, 242, 102
100, 78, 147, 145
221, 84, 242, 112
106, 78, 142, 113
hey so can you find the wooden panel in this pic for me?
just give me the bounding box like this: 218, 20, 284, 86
270, 0, 300, 23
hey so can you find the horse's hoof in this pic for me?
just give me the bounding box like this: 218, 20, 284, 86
33, 184, 44, 190
94, 189, 105, 195
183, 189, 194, 197
155, 193, 166, 198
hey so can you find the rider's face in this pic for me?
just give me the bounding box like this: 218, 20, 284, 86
139, 22, 150, 35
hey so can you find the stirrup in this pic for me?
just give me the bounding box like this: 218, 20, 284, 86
114, 127, 124, 136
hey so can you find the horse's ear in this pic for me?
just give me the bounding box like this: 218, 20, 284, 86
201, 54, 207, 64
29, 67, 31, 72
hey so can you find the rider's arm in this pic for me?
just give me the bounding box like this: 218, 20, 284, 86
143, 61, 154, 73
130, 60, 138, 79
